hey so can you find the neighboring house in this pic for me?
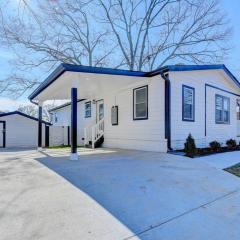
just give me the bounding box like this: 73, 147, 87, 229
49, 99, 103, 146
29, 64, 240, 159
0, 111, 51, 148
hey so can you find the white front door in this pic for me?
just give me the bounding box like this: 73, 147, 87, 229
96, 100, 104, 122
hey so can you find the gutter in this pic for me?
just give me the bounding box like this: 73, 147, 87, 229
160, 71, 172, 151
30, 99, 38, 106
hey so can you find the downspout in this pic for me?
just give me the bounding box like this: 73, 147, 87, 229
160, 71, 172, 151
30, 99, 38, 106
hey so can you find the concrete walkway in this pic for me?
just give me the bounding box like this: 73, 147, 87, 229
199, 150, 240, 169
0, 148, 240, 240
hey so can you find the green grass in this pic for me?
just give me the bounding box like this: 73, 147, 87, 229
224, 163, 240, 177
47, 145, 84, 149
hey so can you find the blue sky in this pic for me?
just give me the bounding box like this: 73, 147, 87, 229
221, 0, 240, 75
0, 0, 239, 111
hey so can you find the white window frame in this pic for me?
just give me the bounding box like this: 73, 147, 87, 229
133, 85, 148, 120
85, 101, 91, 118
54, 113, 58, 123
182, 85, 195, 122
215, 94, 230, 124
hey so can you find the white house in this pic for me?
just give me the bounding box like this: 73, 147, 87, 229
49, 99, 103, 146
28, 64, 240, 160
0, 111, 51, 148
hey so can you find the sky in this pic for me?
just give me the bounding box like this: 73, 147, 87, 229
0, 0, 239, 111
221, 0, 240, 74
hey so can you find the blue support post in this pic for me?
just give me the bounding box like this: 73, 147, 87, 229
38, 104, 42, 150
71, 88, 78, 160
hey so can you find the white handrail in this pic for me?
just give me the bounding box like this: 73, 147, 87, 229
84, 118, 104, 148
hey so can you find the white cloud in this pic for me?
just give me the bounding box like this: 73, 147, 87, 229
0, 97, 69, 112
0, 97, 32, 112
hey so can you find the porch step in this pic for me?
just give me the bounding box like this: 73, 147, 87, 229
85, 136, 104, 149
94, 135, 104, 148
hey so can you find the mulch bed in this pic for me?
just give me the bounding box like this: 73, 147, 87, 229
175, 146, 240, 158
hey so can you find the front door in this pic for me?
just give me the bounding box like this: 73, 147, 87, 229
0, 121, 6, 148
96, 100, 104, 122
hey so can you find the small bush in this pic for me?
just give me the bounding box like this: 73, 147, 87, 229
184, 134, 197, 157
226, 139, 237, 149
209, 141, 221, 152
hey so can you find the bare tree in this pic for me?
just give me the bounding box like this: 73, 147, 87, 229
0, 74, 41, 97
98, 0, 231, 71
0, 0, 112, 97
18, 103, 54, 122
0, 0, 232, 96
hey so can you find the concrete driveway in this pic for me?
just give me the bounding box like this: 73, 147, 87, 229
0, 148, 240, 240
198, 151, 240, 170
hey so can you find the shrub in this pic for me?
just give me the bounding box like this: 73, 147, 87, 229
184, 134, 197, 157
226, 139, 237, 149
209, 141, 221, 152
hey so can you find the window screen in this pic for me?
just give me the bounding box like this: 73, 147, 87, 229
182, 85, 195, 121
215, 95, 230, 124
133, 86, 148, 120
85, 101, 91, 118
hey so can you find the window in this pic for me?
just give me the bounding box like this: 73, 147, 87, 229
182, 85, 195, 121
237, 99, 240, 120
85, 101, 91, 118
54, 113, 58, 123
133, 86, 148, 120
111, 106, 118, 125
215, 94, 230, 124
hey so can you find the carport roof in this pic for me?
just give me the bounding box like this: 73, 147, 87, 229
29, 63, 240, 101
0, 111, 51, 125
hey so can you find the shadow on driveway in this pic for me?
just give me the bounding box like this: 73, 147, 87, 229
35, 149, 240, 239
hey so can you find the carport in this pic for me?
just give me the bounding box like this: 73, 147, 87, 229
29, 63, 147, 160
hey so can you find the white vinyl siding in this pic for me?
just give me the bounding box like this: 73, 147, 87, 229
104, 77, 167, 152
170, 70, 240, 150
51, 100, 96, 146
0, 114, 46, 148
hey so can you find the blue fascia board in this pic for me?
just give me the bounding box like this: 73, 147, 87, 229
29, 64, 67, 101
0, 111, 52, 125
150, 64, 240, 88
29, 63, 240, 101
29, 63, 147, 101
61, 63, 146, 76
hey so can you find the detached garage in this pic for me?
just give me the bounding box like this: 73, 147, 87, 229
0, 111, 51, 148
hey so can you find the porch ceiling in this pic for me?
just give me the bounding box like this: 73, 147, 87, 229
32, 71, 148, 102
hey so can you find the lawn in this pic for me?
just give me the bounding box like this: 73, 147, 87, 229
224, 163, 240, 177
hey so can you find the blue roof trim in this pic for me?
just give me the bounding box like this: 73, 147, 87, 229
0, 111, 51, 125
29, 63, 146, 100
29, 63, 240, 100
149, 64, 240, 88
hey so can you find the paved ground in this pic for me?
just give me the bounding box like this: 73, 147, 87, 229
198, 151, 240, 169
0, 148, 240, 240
